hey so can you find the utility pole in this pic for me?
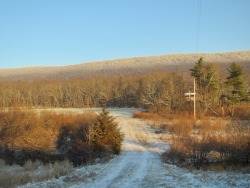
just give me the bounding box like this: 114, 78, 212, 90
194, 78, 196, 120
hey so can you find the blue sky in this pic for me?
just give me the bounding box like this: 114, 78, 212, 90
0, 0, 249, 68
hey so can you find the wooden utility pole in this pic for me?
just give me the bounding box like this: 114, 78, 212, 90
194, 78, 196, 120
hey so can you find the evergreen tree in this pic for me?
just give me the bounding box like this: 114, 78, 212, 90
190, 58, 219, 114
90, 108, 124, 154
223, 63, 249, 115
225, 63, 248, 102
190, 58, 218, 93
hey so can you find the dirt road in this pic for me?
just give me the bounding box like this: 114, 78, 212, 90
24, 108, 250, 188
74, 115, 170, 188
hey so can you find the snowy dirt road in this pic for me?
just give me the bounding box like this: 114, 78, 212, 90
23, 108, 250, 188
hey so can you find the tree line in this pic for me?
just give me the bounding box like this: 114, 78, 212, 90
0, 59, 249, 116
0, 72, 190, 110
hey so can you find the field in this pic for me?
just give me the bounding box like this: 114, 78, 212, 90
0, 108, 249, 188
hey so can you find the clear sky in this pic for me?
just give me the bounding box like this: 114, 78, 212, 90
0, 0, 249, 68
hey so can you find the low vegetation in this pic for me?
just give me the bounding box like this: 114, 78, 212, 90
133, 111, 163, 121
132, 59, 249, 169
164, 117, 249, 163
0, 159, 73, 188
0, 108, 124, 166
135, 111, 250, 168
0, 57, 249, 175
233, 103, 250, 120
0, 108, 124, 186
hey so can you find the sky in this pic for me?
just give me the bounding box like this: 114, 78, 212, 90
0, 0, 250, 68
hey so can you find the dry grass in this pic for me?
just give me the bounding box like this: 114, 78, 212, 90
0, 159, 6, 167
0, 108, 124, 169
0, 110, 60, 152
23, 160, 42, 171
52, 160, 74, 179
0, 160, 74, 187
0, 109, 96, 164
197, 118, 227, 133
0, 171, 13, 188
233, 103, 250, 120
163, 117, 195, 136
0, 171, 31, 188
164, 116, 250, 165
36, 167, 54, 182
14, 173, 31, 186
133, 111, 163, 121
0, 108, 123, 167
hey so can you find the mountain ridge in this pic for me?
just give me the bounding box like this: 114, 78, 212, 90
0, 50, 249, 80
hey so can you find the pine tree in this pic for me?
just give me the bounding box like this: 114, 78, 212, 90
190, 58, 219, 114
223, 63, 249, 115
190, 58, 218, 93
90, 108, 124, 154
225, 63, 248, 102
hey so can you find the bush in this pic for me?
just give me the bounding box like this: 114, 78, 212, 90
56, 108, 125, 165
36, 166, 54, 182
23, 160, 42, 171
0, 171, 31, 188
0, 161, 73, 187
14, 172, 31, 186
0, 109, 59, 153
164, 118, 250, 165
52, 160, 74, 179
0, 171, 12, 188
233, 103, 250, 120
133, 111, 163, 121
0, 108, 124, 166
0, 109, 96, 163
163, 118, 194, 136
0, 159, 5, 167
90, 108, 124, 154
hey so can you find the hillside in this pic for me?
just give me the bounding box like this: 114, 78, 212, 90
0, 51, 250, 80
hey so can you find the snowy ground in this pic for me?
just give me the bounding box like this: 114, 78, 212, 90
21, 108, 250, 188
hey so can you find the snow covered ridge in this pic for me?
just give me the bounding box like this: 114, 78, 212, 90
7, 108, 248, 188
0, 50, 250, 80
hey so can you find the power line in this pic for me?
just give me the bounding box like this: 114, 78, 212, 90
196, 0, 202, 52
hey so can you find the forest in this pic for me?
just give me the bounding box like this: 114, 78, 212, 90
0, 58, 249, 118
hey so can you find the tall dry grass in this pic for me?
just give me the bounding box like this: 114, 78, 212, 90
164, 117, 250, 165
0, 108, 123, 167
23, 160, 42, 171
233, 103, 250, 120
133, 111, 163, 121
0, 160, 74, 187
0, 109, 96, 164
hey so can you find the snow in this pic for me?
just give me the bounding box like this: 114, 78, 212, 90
19, 108, 250, 188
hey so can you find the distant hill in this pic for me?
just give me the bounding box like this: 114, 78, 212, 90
0, 51, 249, 81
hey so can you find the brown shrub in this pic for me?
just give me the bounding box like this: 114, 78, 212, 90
23, 160, 42, 171
0, 171, 12, 188
163, 117, 194, 136
0, 171, 31, 188
164, 117, 250, 164
233, 103, 250, 120
13, 172, 31, 186
0, 109, 59, 152
133, 111, 163, 121
52, 160, 74, 179
198, 118, 227, 134
0, 109, 97, 164
36, 167, 54, 182
0, 108, 123, 165
0, 159, 6, 167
